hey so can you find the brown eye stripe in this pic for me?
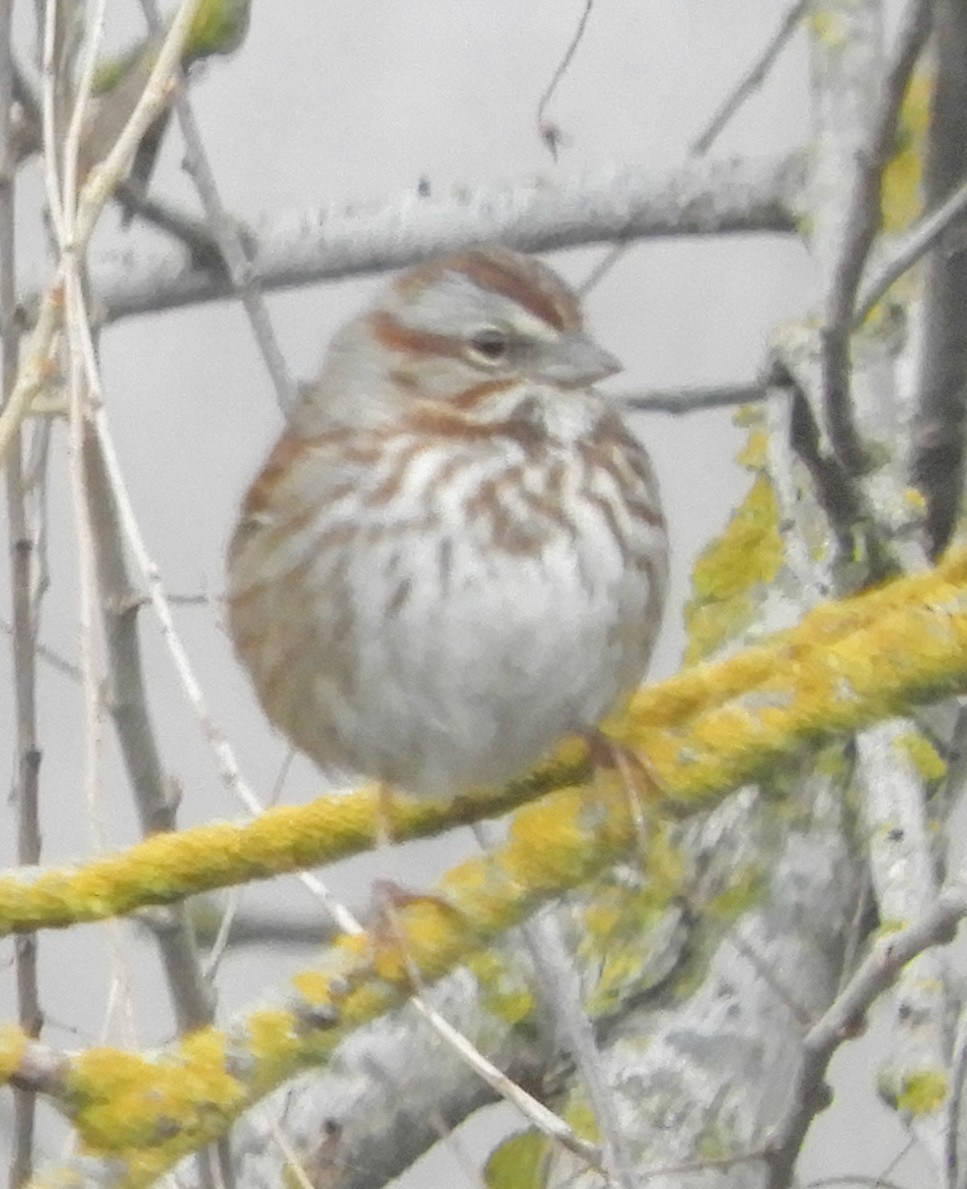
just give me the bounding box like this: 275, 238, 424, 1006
369, 310, 463, 359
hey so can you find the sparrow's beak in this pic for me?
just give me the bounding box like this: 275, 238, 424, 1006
537, 332, 623, 386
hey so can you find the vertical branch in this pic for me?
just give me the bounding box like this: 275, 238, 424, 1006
38, 3, 223, 1182
912, 0, 967, 555
812, 0, 933, 474
81, 431, 215, 1031
1, 3, 43, 1185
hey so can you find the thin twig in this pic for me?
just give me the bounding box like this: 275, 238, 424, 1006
691, 0, 809, 156
136, 0, 295, 411
947, 997, 967, 1189
0, 620, 80, 682
410, 993, 604, 1171
114, 182, 221, 262
581, 0, 806, 294
616, 381, 765, 414
535, 0, 594, 159
803, 1177, 907, 1189
578, 239, 628, 296
856, 162, 967, 324
82, 429, 214, 1028
519, 907, 631, 1187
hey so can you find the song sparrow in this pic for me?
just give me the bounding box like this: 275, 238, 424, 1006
227, 247, 668, 799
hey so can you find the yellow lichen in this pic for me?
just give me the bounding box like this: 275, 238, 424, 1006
0, 1025, 28, 1083
897, 1070, 948, 1115
468, 952, 537, 1026
685, 473, 784, 662
484, 1131, 548, 1189
736, 427, 769, 472
67, 1035, 242, 1153
809, 10, 846, 47
881, 67, 933, 235
290, 970, 337, 1010
245, 1009, 303, 1078
895, 732, 947, 782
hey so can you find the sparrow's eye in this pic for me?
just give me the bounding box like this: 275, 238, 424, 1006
466, 327, 511, 365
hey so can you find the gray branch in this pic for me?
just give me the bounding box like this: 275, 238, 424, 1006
67, 152, 803, 324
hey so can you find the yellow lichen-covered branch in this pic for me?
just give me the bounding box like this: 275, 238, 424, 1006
0, 548, 965, 1185
8, 785, 671, 1189
1, 544, 967, 938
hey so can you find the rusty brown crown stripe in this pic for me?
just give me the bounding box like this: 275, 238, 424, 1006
394, 248, 582, 335
449, 250, 582, 333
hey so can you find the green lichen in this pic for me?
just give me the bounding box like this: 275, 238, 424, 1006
92, 44, 147, 95
563, 1093, 600, 1142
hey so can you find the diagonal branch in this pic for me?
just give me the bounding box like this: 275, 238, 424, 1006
691, 0, 809, 155
766, 885, 967, 1187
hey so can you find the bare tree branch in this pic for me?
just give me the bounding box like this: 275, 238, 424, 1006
856, 722, 948, 1177
818, 0, 933, 474
82, 429, 214, 1031
63, 152, 803, 324
912, 0, 967, 556
766, 884, 967, 1187
0, 0, 43, 1181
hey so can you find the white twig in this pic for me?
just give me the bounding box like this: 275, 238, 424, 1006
407, 996, 602, 1173
39, 0, 64, 244
520, 907, 632, 1187
61, 0, 107, 224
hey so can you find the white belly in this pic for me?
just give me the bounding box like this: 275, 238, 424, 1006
329, 527, 653, 796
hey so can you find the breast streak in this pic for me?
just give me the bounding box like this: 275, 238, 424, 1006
330, 430, 662, 795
